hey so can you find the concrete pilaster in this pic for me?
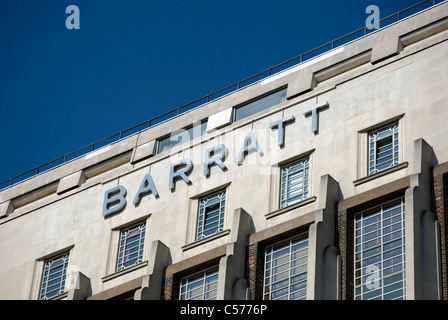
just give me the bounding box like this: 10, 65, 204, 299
307, 174, 340, 300
67, 271, 91, 300
405, 138, 442, 299
217, 208, 252, 300
134, 240, 170, 300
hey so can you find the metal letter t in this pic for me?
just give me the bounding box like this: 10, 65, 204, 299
302, 101, 329, 133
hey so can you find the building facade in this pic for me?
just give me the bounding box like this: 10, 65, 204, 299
1, 2, 448, 300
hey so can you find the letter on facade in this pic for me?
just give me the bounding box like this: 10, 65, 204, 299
133, 174, 158, 205
102, 185, 127, 217
169, 158, 193, 191
203, 144, 227, 176
236, 132, 262, 165
302, 101, 329, 133
269, 115, 295, 147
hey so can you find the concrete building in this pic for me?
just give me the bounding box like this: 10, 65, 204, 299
1, 2, 447, 300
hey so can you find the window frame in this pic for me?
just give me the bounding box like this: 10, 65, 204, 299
179, 265, 219, 300
368, 121, 400, 175
263, 233, 309, 300
156, 119, 208, 154
39, 251, 71, 300
196, 189, 227, 241
233, 87, 287, 122
279, 156, 310, 209
354, 197, 406, 300
116, 221, 147, 272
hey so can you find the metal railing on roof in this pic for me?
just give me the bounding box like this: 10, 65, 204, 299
0, 0, 442, 190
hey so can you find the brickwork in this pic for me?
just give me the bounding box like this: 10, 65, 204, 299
163, 273, 180, 300
432, 162, 448, 300
246, 242, 264, 300
336, 209, 353, 300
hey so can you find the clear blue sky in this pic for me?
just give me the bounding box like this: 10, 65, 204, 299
0, 0, 425, 185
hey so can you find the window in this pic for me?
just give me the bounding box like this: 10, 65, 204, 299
157, 120, 208, 154
354, 197, 406, 300
368, 122, 399, 175
197, 189, 226, 240
40, 251, 70, 300
280, 157, 309, 208
179, 265, 219, 300
264, 235, 308, 300
234, 88, 287, 122
117, 221, 146, 272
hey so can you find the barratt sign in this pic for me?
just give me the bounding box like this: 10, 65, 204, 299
102, 101, 329, 217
